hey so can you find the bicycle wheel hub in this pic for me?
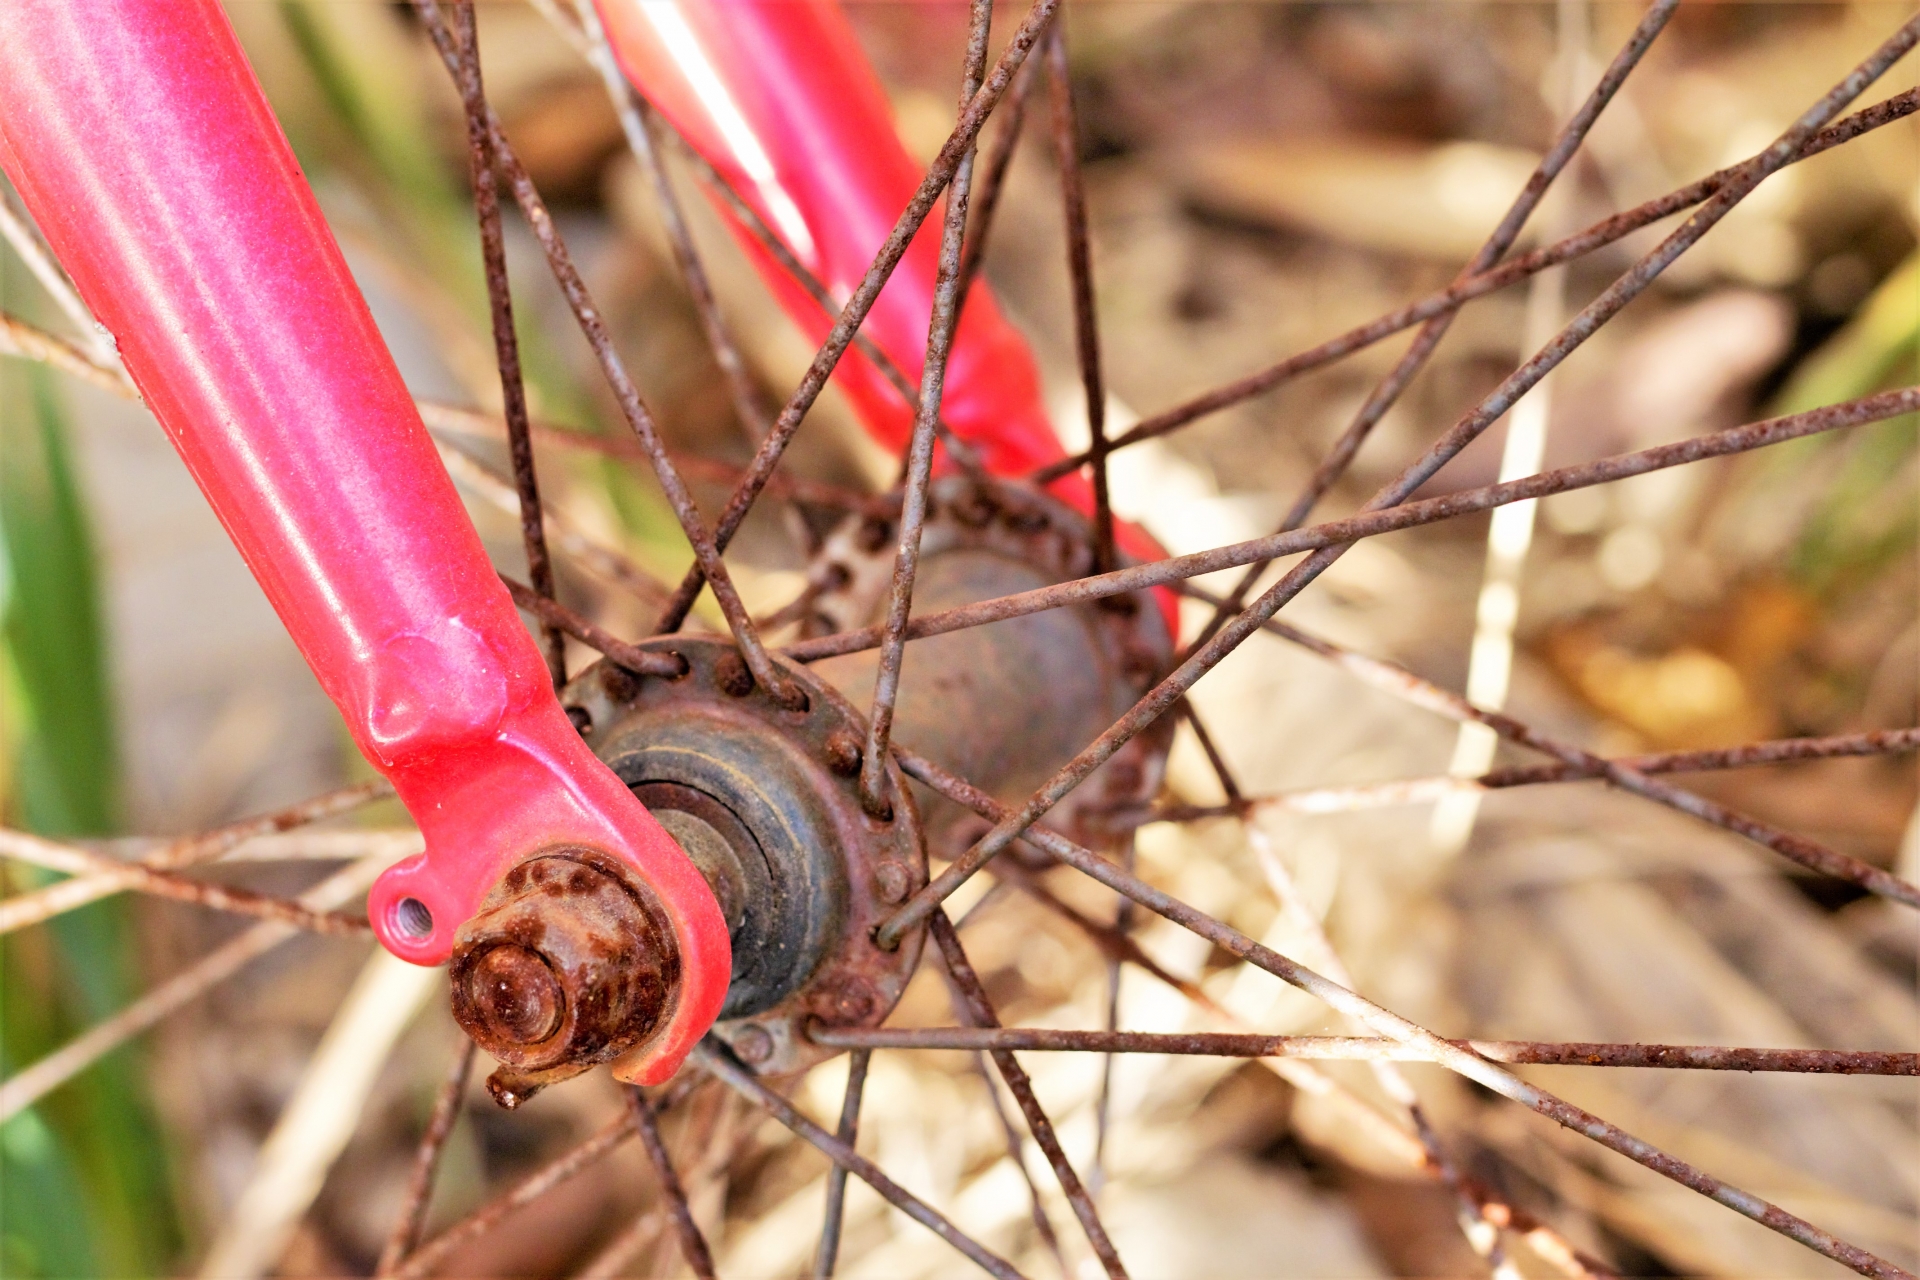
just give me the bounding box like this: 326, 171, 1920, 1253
805, 476, 1173, 854
546, 637, 927, 1079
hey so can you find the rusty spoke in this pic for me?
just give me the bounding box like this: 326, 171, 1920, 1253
413, 0, 800, 708
911, 798, 1620, 1280
642, 104, 999, 506
638, 0, 1062, 636
395, 1074, 703, 1279
881, 34, 1920, 939
627, 1088, 717, 1280
377, 1040, 479, 1277
1141, 726, 1920, 822
693, 1039, 1028, 1280
933, 911, 1129, 1278
434, 0, 563, 686
808, 1028, 1918, 1075
860, 0, 997, 815
793, 386, 1920, 669
1229, 611, 1920, 907
955, 56, 1038, 319
813, 1048, 871, 1280
895, 748, 1910, 1279
1045, 26, 1114, 572
1031, 83, 1920, 486
1182, 0, 1677, 656
499, 574, 683, 679
397, 1114, 633, 1278
580, 8, 767, 445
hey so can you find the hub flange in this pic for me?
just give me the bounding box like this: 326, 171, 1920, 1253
802, 476, 1174, 856
562, 636, 928, 1075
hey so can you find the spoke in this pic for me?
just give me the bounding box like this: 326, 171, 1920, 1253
636, 0, 1063, 635
0, 780, 390, 935
580, 9, 768, 445
1241, 614, 1920, 907
649, 106, 996, 496
808, 1029, 1918, 1074
1030, 83, 1920, 486
693, 1039, 1028, 1280
986, 853, 1225, 1015
627, 1088, 717, 1280
860, 0, 997, 816
413, 1, 800, 709
1147, 726, 1920, 821
427, 426, 674, 612
1045, 26, 1114, 572
395, 1074, 701, 1280
955, 59, 1039, 318
794, 386, 1920, 669
498, 574, 683, 678
0, 853, 393, 1122
0, 828, 372, 935
580, 1100, 754, 1280
883, 68, 1920, 945
396, 1115, 631, 1279
895, 749, 1913, 1280
1183, 0, 1676, 658
933, 911, 1130, 1278
377, 1039, 478, 1277
0, 344, 684, 619
436, 0, 563, 685
813, 1048, 870, 1280
893, 761, 1618, 1280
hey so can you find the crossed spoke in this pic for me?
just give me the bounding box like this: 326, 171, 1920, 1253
3, 1, 1918, 1274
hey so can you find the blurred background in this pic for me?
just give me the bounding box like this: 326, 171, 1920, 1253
2, 1, 1916, 1276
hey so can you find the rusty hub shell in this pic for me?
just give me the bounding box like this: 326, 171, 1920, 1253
449, 847, 680, 1107
562, 636, 928, 1075
802, 476, 1173, 856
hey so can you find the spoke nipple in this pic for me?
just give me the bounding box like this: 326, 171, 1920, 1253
873, 859, 912, 904
714, 650, 754, 697
813, 974, 877, 1025
824, 730, 863, 777
859, 787, 894, 823
600, 663, 640, 702
732, 1023, 774, 1065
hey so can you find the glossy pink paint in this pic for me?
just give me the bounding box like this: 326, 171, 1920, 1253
0, 0, 727, 1083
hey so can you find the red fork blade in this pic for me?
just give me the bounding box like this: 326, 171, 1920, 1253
0, 0, 728, 1083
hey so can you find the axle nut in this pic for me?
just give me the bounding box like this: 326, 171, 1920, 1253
468, 945, 564, 1044
450, 848, 681, 1104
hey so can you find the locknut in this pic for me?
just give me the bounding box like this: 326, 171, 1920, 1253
450, 848, 681, 1105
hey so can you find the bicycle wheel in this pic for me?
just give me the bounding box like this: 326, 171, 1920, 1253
3, 1, 1917, 1277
